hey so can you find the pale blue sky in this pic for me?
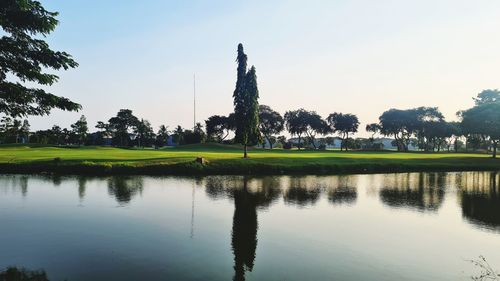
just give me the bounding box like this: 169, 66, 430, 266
30, 0, 500, 135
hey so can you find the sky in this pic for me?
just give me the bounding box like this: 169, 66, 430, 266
27, 0, 500, 136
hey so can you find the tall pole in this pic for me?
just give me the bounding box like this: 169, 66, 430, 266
193, 74, 196, 130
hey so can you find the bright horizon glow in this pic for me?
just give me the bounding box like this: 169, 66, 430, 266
27, 0, 500, 136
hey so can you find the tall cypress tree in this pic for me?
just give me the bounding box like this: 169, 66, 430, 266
232, 44, 260, 158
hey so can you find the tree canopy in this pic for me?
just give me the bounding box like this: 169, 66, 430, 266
0, 0, 79, 117
258, 105, 284, 149
232, 44, 260, 157
461, 102, 500, 158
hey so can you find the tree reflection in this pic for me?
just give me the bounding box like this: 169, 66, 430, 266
204, 176, 281, 280
379, 173, 445, 212
232, 179, 258, 281
77, 176, 88, 200
283, 177, 321, 207
0, 267, 50, 281
327, 176, 357, 205
107, 176, 144, 204
459, 172, 500, 231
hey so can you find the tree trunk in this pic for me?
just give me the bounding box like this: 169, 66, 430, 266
493, 141, 497, 159
244, 144, 248, 158
345, 132, 349, 151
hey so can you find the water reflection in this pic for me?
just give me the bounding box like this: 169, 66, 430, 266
379, 173, 445, 212
107, 176, 144, 204
0, 267, 50, 281
283, 177, 321, 207
458, 172, 500, 231
327, 176, 357, 205
1, 172, 500, 280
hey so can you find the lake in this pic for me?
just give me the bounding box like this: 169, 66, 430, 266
0, 172, 499, 281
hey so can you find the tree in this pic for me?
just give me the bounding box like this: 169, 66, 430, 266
461, 102, 500, 158
473, 89, 500, 105
284, 109, 308, 150
232, 44, 260, 158
156, 125, 169, 147
327, 113, 359, 151
205, 115, 234, 143
172, 125, 184, 145
133, 119, 155, 148
182, 123, 206, 145
0, 0, 80, 117
303, 110, 328, 149
108, 109, 139, 146
258, 105, 284, 149
20, 119, 30, 143
70, 115, 88, 145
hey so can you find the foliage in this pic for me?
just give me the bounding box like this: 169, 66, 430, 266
259, 105, 284, 149
284, 109, 309, 149
0, 0, 79, 117
205, 114, 235, 143
0, 266, 49, 281
327, 113, 359, 151
461, 102, 500, 158
70, 115, 88, 145
108, 109, 139, 147
232, 44, 260, 157
473, 89, 500, 106
133, 119, 155, 147
156, 125, 169, 147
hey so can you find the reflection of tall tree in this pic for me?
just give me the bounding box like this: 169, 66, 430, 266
107, 176, 144, 204
19, 175, 28, 197
204, 176, 281, 281
379, 173, 445, 212
459, 172, 500, 231
77, 176, 87, 200
232, 179, 258, 281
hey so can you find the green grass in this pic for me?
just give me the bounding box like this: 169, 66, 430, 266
0, 143, 498, 175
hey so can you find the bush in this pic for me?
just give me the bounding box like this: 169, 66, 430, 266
283, 142, 293, 149
318, 144, 327, 150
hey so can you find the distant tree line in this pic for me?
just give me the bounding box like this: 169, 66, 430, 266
1, 88, 499, 158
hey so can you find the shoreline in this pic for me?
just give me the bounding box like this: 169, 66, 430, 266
1, 160, 499, 176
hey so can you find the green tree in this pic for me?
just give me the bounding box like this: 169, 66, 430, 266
303, 110, 328, 149
133, 118, 155, 148
205, 115, 234, 143
156, 125, 169, 147
284, 109, 308, 150
0, 0, 80, 117
20, 119, 30, 143
71, 115, 88, 145
232, 44, 260, 158
108, 109, 139, 147
327, 113, 359, 151
473, 89, 500, 105
461, 102, 500, 158
258, 105, 284, 149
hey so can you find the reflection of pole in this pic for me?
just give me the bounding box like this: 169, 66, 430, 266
190, 182, 195, 239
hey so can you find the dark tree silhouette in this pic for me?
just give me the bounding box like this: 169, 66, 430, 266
0, 0, 80, 117
327, 113, 359, 151
284, 109, 308, 150
233, 44, 260, 158
108, 109, 139, 147
258, 105, 284, 149
461, 102, 500, 158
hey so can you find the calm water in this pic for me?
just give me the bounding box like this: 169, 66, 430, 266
0, 172, 499, 281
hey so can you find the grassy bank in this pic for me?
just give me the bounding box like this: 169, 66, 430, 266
0, 143, 499, 175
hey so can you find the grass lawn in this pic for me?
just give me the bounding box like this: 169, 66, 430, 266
0, 143, 498, 175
